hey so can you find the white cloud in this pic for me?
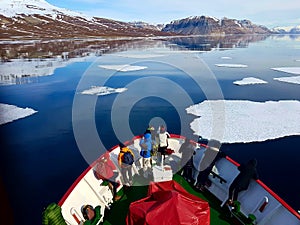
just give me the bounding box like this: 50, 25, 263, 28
47, 0, 300, 26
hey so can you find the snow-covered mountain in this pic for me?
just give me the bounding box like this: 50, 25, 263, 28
0, 0, 168, 40
128, 21, 164, 31
271, 25, 300, 34
0, 0, 90, 19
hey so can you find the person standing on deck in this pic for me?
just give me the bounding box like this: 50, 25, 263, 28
157, 125, 170, 165
93, 152, 121, 201
195, 139, 225, 191
118, 143, 135, 186
139, 133, 153, 178
144, 125, 157, 165
144, 125, 156, 142
227, 158, 259, 205
178, 138, 195, 182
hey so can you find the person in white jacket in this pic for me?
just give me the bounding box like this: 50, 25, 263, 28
157, 125, 170, 165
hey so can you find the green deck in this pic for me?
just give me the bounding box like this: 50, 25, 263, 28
102, 172, 233, 225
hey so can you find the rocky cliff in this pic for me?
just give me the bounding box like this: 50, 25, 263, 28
163, 16, 271, 35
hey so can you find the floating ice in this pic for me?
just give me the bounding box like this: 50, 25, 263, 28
0, 57, 93, 85
233, 77, 268, 85
0, 103, 37, 125
271, 67, 300, 75
98, 64, 147, 72
215, 64, 248, 68
186, 100, 300, 143
81, 86, 127, 96
221, 57, 232, 60
274, 76, 300, 85
115, 54, 165, 58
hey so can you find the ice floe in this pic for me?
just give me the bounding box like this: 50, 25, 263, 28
115, 54, 165, 58
186, 100, 300, 143
0, 57, 94, 85
221, 57, 232, 60
0, 103, 37, 125
274, 76, 300, 85
233, 77, 268, 85
215, 64, 248, 68
98, 64, 147, 72
271, 67, 300, 75
81, 86, 127, 96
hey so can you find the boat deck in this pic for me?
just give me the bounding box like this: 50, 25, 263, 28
101, 173, 232, 225
58, 136, 300, 225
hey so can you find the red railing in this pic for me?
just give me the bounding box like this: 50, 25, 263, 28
58, 134, 300, 220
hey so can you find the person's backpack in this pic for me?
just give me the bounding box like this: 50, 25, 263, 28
94, 161, 113, 180
122, 152, 134, 165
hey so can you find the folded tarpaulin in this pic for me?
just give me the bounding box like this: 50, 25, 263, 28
126, 180, 210, 225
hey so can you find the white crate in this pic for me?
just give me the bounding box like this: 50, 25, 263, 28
152, 165, 173, 182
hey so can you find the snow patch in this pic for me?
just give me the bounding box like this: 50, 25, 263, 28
233, 77, 268, 85
0, 103, 37, 125
98, 64, 147, 72
0, 0, 92, 20
186, 100, 300, 143
81, 86, 127, 96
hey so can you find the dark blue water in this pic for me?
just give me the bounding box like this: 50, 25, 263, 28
0, 36, 300, 225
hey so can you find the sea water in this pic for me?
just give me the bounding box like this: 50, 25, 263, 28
0, 35, 299, 224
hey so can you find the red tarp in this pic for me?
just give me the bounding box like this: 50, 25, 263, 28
126, 180, 210, 225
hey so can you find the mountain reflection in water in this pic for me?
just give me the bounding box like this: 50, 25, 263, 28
0, 35, 270, 85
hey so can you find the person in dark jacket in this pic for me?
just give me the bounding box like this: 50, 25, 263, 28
178, 138, 195, 182
227, 158, 259, 204
81, 205, 102, 225
118, 143, 135, 186
42, 202, 67, 225
195, 139, 225, 191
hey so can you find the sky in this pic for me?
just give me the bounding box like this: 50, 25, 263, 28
45, 0, 300, 28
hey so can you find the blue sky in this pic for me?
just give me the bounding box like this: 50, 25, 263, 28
46, 0, 300, 28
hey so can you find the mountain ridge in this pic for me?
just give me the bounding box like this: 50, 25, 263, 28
0, 0, 170, 40
271, 25, 300, 34
1, 0, 298, 40
163, 16, 271, 35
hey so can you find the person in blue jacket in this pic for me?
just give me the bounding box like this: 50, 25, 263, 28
139, 133, 152, 178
